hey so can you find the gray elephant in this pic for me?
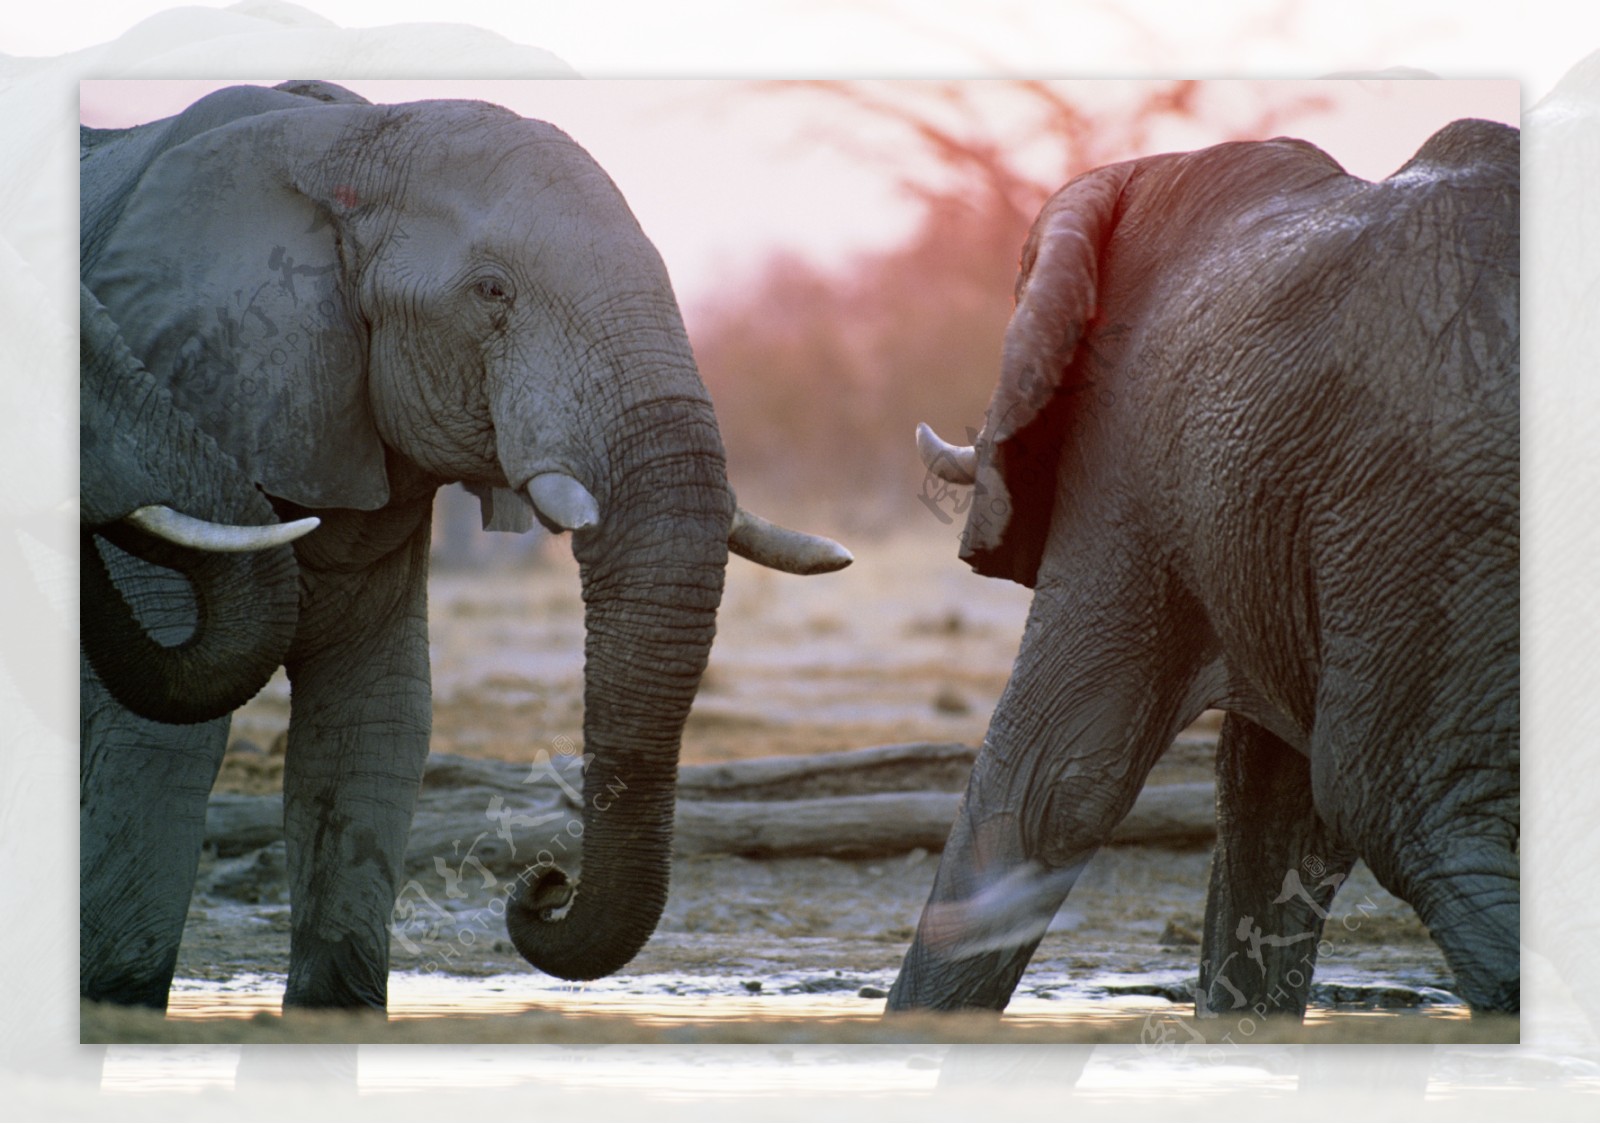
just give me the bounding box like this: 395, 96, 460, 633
81, 282, 320, 725
80, 81, 849, 1010
82, 277, 323, 1009
896, 119, 1518, 1017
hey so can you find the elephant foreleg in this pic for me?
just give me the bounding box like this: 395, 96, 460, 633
280, 512, 433, 1011
80, 657, 230, 1009
889, 570, 1213, 1013
1198, 713, 1354, 1020
886, 798, 1063, 1012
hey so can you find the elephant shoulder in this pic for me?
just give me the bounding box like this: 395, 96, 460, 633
1388, 119, 1520, 190
1119, 139, 1351, 261
165, 85, 335, 146
82, 84, 338, 269
81, 124, 133, 158
271, 80, 371, 106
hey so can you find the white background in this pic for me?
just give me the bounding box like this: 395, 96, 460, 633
9, 2, 1594, 1118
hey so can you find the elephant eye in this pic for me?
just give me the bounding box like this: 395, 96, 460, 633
472, 277, 511, 303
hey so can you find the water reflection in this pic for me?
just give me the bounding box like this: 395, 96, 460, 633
86, 971, 1598, 1110
234, 1043, 359, 1092
97, 1037, 1600, 1109
159, 971, 1483, 1030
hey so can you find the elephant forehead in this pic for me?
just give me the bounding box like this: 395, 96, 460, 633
480, 178, 639, 246
391, 112, 626, 206
380, 147, 640, 259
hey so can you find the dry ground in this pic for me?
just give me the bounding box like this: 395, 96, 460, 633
106, 522, 1460, 1044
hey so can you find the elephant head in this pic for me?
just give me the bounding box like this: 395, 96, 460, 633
901, 121, 1519, 1016
82, 86, 848, 991
79, 282, 318, 724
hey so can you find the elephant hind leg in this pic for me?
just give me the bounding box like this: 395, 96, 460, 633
1309, 662, 1519, 1015
1357, 802, 1519, 1014
1350, 822, 1518, 1013
1199, 713, 1355, 1021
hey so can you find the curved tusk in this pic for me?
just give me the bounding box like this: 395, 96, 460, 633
916, 423, 977, 485
525, 472, 600, 533
728, 507, 853, 575
124, 506, 320, 553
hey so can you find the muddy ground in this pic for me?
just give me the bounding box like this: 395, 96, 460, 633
92, 523, 1466, 1042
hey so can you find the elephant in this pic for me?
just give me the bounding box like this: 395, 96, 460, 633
79, 81, 850, 1011
81, 281, 321, 726
81, 275, 325, 1009
895, 118, 1518, 1018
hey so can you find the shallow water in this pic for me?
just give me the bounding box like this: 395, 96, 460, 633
164, 968, 1226, 1024
175, 965, 1474, 1015
87, 969, 1600, 1109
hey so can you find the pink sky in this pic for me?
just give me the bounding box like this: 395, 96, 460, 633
81, 79, 1519, 317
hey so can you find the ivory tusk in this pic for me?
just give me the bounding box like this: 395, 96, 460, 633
525, 472, 600, 533
728, 507, 853, 575
916, 423, 977, 485
124, 506, 320, 553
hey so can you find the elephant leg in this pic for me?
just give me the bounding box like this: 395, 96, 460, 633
281, 517, 433, 1011
1198, 713, 1354, 1020
1312, 656, 1520, 1015
889, 572, 1212, 1012
1337, 749, 1519, 1014
1404, 776, 1519, 1016
80, 657, 230, 1009
887, 793, 1060, 1012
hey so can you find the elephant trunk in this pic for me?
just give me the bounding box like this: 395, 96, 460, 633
80, 284, 304, 724
81, 526, 301, 726
505, 398, 729, 980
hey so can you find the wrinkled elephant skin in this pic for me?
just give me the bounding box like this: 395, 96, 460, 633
892, 120, 1519, 1018
80, 82, 847, 1011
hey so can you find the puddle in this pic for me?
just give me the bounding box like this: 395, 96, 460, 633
159, 966, 1478, 1024
89, 970, 1600, 1105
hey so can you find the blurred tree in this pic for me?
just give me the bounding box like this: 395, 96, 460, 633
690, 80, 1331, 532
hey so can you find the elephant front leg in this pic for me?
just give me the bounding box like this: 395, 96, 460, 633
1198, 714, 1354, 1020
889, 576, 1207, 1013
886, 800, 1068, 1012
80, 660, 230, 1009
281, 521, 433, 1011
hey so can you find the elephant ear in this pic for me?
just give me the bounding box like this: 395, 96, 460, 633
959, 162, 1135, 587
84, 104, 389, 511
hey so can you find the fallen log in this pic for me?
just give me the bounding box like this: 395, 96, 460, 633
676, 741, 978, 801
673, 792, 959, 858
207, 739, 1219, 865
419, 742, 983, 800
402, 789, 575, 877
671, 782, 1216, 859
421, 752, 583, 793
1113, 782, 1216, 846
204, 794, 284, 858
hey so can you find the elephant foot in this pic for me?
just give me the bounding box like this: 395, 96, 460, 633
284, 928, 391, 1012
